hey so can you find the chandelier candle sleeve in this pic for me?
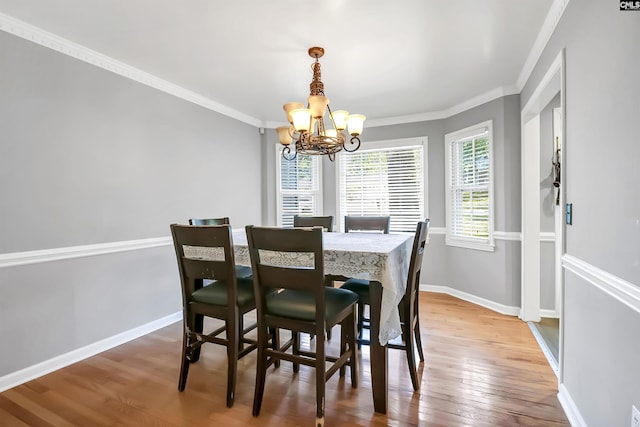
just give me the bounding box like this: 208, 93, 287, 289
278, 46, 366, 162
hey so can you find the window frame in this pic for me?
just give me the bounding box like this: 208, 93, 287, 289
335, 137, 428, 233
275, 144, 323, 227
444, 120, 495, 251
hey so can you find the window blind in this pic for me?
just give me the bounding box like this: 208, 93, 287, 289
338, 145, 424, 233
448, 128, 491, 241
278, 153, 321, 227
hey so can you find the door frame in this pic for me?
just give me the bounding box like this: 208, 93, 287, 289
520, 49, 566, 381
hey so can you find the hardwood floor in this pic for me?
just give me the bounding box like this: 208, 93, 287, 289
0, 293, 569, 426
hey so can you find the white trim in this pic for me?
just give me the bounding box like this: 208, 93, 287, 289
420, 284, 520, 317
1, 4, 569, 131
0, 311, 181, 393
540, 309, 560, 318
427, 227, 445, 235
0, 12, 263, 128
494, 231, 522, 241
558, 383, 588, 427
540, 232, 556, 242
516, 0, 571, 89
444, 120, 495, 252
527, 321, 559, 376
430, 229, 523, 241
365, 86, 520, 128
563, 254, 640, 314
0, 237, 172, 269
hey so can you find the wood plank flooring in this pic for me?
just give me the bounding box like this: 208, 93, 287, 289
0, 293, 569, 426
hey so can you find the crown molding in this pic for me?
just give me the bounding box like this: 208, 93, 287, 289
1, 0, 569, 131
516, 0, 571, 89
0, 12, 263, 128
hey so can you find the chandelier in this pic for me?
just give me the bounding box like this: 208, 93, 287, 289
276, 47, 366, 161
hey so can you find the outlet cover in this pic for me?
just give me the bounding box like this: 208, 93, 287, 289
632, 405, 640, 427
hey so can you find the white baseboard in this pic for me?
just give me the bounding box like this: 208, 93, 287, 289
0, 311, 181, 393
558, 383, 588, 427
420, 284, 520, 316
540, 309, 560, 318
527, 321, 559, 376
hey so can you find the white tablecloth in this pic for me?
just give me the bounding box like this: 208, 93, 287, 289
232, 229, 413, 345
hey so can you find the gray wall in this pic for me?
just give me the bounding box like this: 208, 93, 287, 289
522, 0, 640, 424
0, 31, 262, 376
265, 95, 523, 308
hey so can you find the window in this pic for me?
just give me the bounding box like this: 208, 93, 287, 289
276, 146, 322, 227
445, 121, 494, 251
337, 138, 426, 233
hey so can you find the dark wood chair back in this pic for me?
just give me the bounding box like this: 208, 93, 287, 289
187, 217, 252, 279
245, 225, 358, 424
188, 217, 230, 225
340, 218, 431, 391
293, 215, 334, 232
170, 223, 257, 408
344, 215, 390, 234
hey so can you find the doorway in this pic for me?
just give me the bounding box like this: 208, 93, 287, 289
520, 50, 565, 380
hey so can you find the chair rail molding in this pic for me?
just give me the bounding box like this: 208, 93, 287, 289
563, 254, 640, 314
0, 237, 172, 269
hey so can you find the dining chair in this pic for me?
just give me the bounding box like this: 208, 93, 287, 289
341, 219, 430, 391
344, 215, 391, 234
188, 217, 252, 279
245, 225, 358, 426
293, 214, 334, 232
341, 215, 391, 344
170, 223, 259, 408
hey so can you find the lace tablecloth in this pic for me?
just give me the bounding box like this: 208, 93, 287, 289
232, 229, 413, 345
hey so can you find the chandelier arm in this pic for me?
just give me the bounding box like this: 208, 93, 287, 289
282, 145, 297, 161
343, 136, 361, 152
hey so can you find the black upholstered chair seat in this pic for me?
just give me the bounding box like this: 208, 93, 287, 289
191, 278, 255, 307
266, 287, 359, 321
340, 279, 371, 305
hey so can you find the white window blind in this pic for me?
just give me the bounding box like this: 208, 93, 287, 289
445, 122, 494, 250
277, 149, 322, 228
338, 144, 424, 233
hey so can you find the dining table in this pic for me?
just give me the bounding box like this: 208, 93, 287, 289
231, 228, 414, 414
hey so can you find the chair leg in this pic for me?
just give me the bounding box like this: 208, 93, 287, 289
348, 310, 358, 387
178, 327, 190, 391
190, 313, 203, 363
238, 314, 245, 352
356, 302, 365, 349
414, 316, 424, 362
292, 331, 300, 373
270, 327, 280, 369
252, 327, 269, 417
315, 331, 326, 427
403, 322, 419, 391
226, 318, 239, 407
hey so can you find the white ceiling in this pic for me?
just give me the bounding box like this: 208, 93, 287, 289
0, 0, 557, 128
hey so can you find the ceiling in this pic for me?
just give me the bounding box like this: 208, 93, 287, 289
0, 0, 557, 128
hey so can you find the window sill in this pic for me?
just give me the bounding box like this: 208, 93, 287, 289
445, 237, 495, 252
